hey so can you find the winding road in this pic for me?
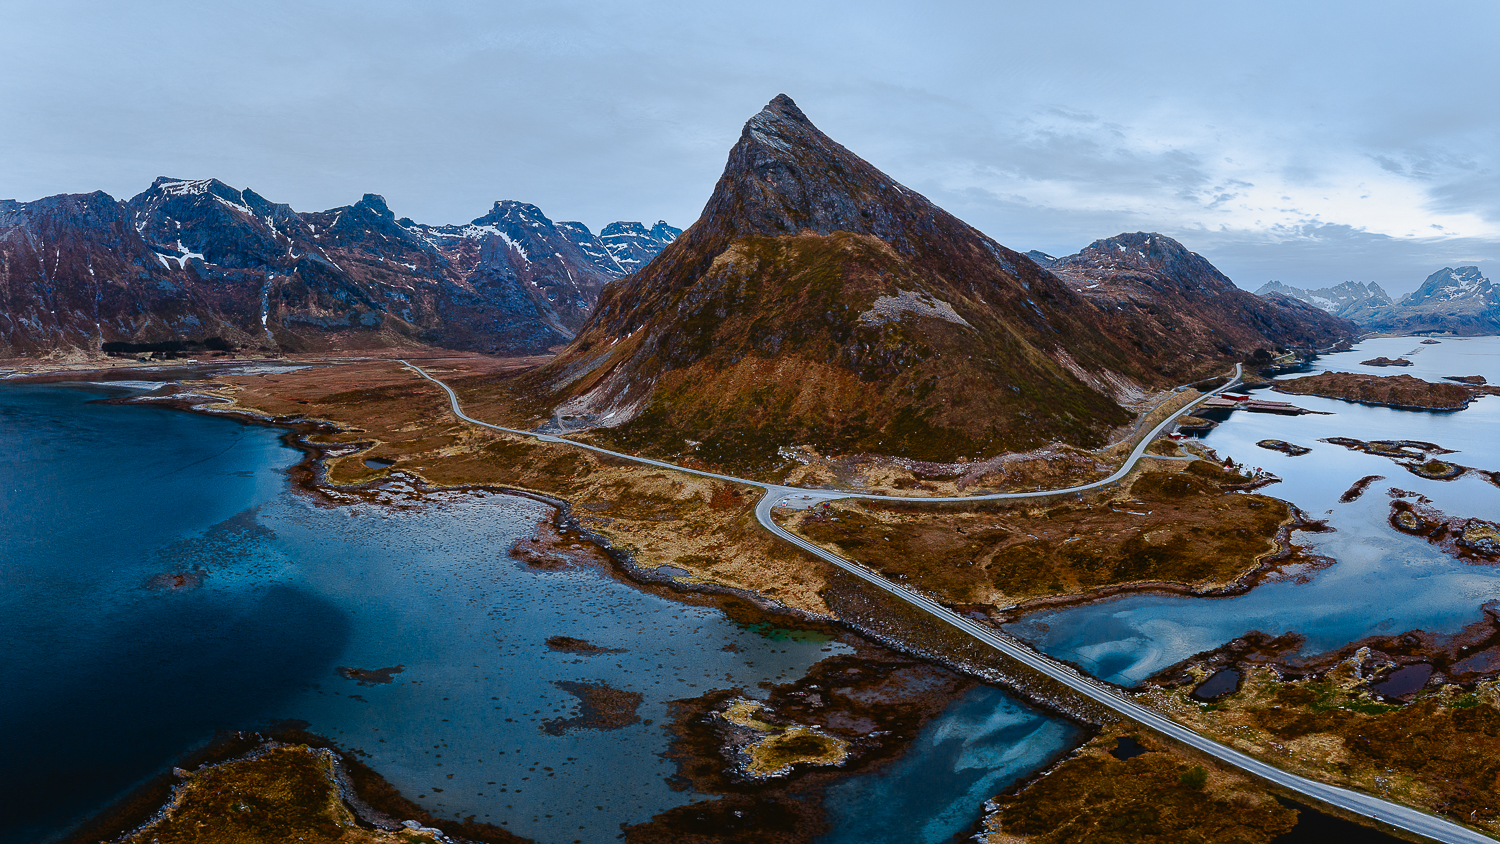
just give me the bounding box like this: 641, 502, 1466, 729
402, 360, 1492, 843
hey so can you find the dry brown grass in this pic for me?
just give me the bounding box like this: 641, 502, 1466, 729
786, 459, 1291, 610
1137, 663, 1500, 836
188, 356, 833, 615
978, 723, 1298, 844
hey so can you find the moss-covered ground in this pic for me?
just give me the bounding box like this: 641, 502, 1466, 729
118, 745, 458, 844
786, 459, 1293, 609
979, 723, 1299, 843
1136, 660, 1500, 837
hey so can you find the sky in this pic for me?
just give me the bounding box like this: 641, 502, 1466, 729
2, 0, 1496, 295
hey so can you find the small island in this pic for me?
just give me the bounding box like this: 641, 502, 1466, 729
1274, 372, 1484, 410
1360, 356, 1414, 367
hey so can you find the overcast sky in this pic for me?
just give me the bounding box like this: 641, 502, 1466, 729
2, 0, 1496, 293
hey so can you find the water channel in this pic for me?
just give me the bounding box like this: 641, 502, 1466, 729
1007, 336, 1500, 685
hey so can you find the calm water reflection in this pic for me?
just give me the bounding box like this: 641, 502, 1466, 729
1007, 336, 1500, 685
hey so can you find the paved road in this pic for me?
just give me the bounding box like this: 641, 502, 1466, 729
402, 360, 1492, 843
403, 361, 1242, 508
755, 497, 1491, 843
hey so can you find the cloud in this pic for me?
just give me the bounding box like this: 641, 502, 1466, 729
0, 0, 1495, 285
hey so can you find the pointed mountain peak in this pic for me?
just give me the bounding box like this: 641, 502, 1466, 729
700, 94, 941, 248
754, 93, 811, 125
355, 193, 394, 220
477, 200, 550, 226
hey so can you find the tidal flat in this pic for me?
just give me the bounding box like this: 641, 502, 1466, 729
2, 374, 1078, 844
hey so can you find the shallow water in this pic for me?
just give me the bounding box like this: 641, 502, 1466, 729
0, 383, 850, 844
817, 686, 1080, 844
1006, 336, 1500, 685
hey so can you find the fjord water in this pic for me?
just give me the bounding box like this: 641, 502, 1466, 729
0, 382, 852, 844
1007, 336, 1500, 685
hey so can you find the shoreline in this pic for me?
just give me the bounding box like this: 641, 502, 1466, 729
987, 503, 1329, 624
18, 353, 1474, 842
25, 364, 1101, 843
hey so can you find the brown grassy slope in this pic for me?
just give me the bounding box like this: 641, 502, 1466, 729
1140, 663, 1500, 837
587, 232, 1133, 472
786, 460, 1291, 608
465, 95, 1145, 473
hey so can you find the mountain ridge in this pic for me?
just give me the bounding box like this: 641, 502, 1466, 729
1045, 232, 1355, 376
1255, 267, 1498, 336
0, 180, 678, 357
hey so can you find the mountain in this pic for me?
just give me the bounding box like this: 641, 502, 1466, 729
395, 200, 626, 345
0, 180, 675, 357
1023, 250, 1058, 267
1253, 280, 1394, 317
599, 221, 682, 275
1255, 267, 1498, 336
499, 96, 1353, 472
1045, 233, 1356, 376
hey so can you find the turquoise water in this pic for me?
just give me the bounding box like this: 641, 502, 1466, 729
817, 686, 1080, 844
1006, 336, 1500, 685
0, 382, 850, 844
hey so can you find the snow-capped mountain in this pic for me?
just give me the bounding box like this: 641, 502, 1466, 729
1254, 280, 1393, 317
0, 180, 676, 357
598, 221, 681, 274
1255, 267, 1497, 336
1401, 266, 1495, 307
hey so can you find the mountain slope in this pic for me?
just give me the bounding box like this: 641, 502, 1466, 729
503, 95, 1163, 471
1047, 232, 1356, 377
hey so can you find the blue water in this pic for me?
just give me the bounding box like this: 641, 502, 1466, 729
0, 379, 1085, 844
1006, 336, 1500, 685
0, 382, 853, 844
818, 686, 1080, 844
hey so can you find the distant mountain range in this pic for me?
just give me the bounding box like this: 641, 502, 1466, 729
496, 95, 1353, 469
0, 179, 678, 356
1256, 268, 1498, 336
